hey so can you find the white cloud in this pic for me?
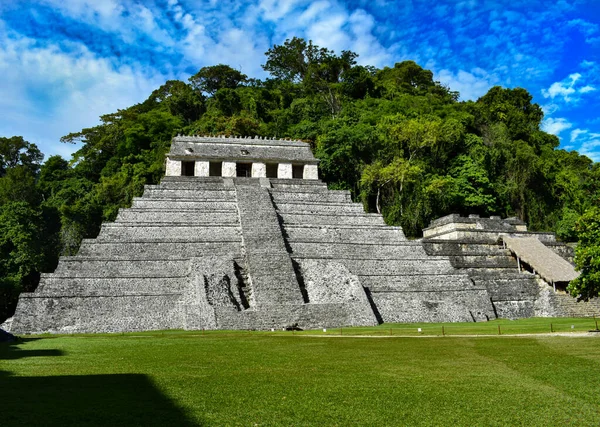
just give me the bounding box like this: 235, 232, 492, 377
0, 36, 166, 158
577, 132, 600, 162
258, 0, 306, 21
542, 117, 572, 135
570, 128, 587, 143
541, 103, 559, 115
436, 68, 498, 100
542, 72, 596, 103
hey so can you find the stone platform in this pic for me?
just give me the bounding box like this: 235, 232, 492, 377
8, 176, 503, 333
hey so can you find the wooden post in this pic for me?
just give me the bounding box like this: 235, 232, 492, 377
553, 281, 556, 293
498, 325, 501, 335
442, 326, 445, 336
517, 256, 521, 273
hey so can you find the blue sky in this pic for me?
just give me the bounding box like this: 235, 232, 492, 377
0, 0, 599, 161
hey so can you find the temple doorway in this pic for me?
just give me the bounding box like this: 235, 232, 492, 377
236, 163, 252, 177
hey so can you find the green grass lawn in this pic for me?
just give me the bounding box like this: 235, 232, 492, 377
2, 320, 600, 426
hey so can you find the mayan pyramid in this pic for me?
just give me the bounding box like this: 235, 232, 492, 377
5, 136, 593, 334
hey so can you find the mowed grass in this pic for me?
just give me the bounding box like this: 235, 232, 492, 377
1, 322, 599, 426
287, 316, 600, 336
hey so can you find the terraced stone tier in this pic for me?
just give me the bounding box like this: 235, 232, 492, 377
279, 212, 385, 226
550, 293, 600, 317
289, 242, 426, 259
369, 289, 494, 323
470, 273, 539, 301
131, 198, 237, 211
78, 240, 241, 259
270, 190, 351, 203
142, 188, 236, 200
96, 224, 241, 241
269, 178, 328, 190
115, 209, 239, 224
214, 302, 377, 330
423, 240, 509, 256
275, 202, 365, 214
284, 225, 407, 244
358, 274, 477, 292
10, 294, 185, 334
448, 255, 518, 269
153, 181, 231, 191
296, 257, 455, 275
52, 258, 191, 278
36, 276, 187, 296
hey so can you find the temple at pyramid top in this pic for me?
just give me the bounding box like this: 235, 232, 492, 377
165, 135, 319, 179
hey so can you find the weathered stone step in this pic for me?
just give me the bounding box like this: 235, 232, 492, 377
289, 241, 426, 258
284, 225, 407, 244
161, 176, 225, 184
78, 240, 241, 259
156, 181, 231, 190
318, 258, 456, 275
11, 293, 185, 334
36, 276, 187, 296
368, 289, 494, 323
423, 241, 511, 256
476, 276, 539, 301
115, 209, 239, 224
143, 188, 236, 200
269, 178, 328, 188
449, 255, 517, 269
96, 224, 241, 241
214, 302, 375, 330
275, 202, 365, 214
267, 186, 329, 193
131, 198, 237, 211
270, 190, 351, 203
52, 258, 190, 277
359, 274, 475, 292
280, 212, 385, 226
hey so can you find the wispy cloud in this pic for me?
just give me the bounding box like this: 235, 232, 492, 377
576, 132, 600, 162
542, 73, 596, 103
542, 117, 573, 136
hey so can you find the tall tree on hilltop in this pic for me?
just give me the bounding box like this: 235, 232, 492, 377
0, 136, 43, 177
189, 64, 248, 95
263, 37, 359, 117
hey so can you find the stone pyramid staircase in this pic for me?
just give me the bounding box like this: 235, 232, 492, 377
12, 177, 541, 334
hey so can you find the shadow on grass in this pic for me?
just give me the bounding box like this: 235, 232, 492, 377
0, 341, 202, 427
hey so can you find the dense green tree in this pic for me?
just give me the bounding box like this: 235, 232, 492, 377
0, 136, 43, 177
144, 80, 205, 124
189, 64, 248, 95
568, 207, 600, 300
